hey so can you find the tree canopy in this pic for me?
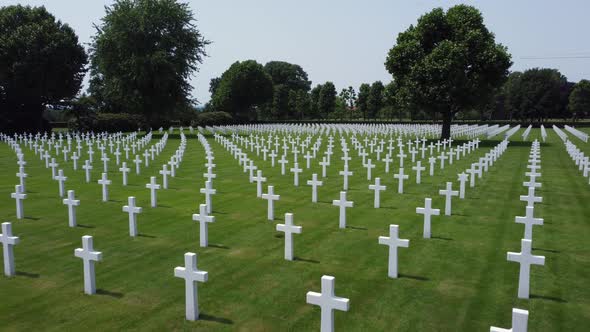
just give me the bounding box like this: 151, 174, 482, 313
569, 79, 590, 120
210, 60, 273, 121
503, 68, 566, 122
385, 5, 512, 138
0, 5, 87, 132
89, 0, 209, 126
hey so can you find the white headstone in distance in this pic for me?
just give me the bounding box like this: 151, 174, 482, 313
122, 196, 142, 237
332, 191, 353, 229
276, 213, 302, 261
416, 198, 440, 238
63, 190, 80, 227
192, 204, 215, 247
261, 185, 280, 220
378, 224, 409, 278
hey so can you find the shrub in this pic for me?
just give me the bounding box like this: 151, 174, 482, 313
192, 111, 233, 127
68, 113, 146, 132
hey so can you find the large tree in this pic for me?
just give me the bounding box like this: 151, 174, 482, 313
385, 5, 512, 138
568, 80, 590, 120
210, 60, 273, 121
318, 82, 336, 118
264, 61, 311, 92
367, 81, 385, 119
357, 83, 370, 120
0, 5, 87, 132
89, 0, 209, 125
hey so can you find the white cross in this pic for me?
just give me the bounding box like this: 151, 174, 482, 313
101, 154, 110, 172
16, 167, 27, 192
339, 166, 353, 190
412, 161, 425, 184
123, 196, 142, 237
252, 170, 267, 197
490, 308, 529, 332
519, 187, 542, 207
97, 172, 111, 202
261, 185, 280, 220
466, 164, 477, 188
72, 152, 79, 170
368, 177, 386, 208
290, 163, 303, 186
515, 206, 543, 240
143, 150, 150, 166
11, 185, 26, 219
319, 157, 330, 178
74, 235, 102, 295
278, 155, 289, 175
507, 239, 545, 299
397, 149, 406, 167
378, 224, 409, 278
49, 158, 59, 179
416, 198, 440, 238
82, 160, 93, 183
457, 172, 468, 199
364, 158, 375, 180
203, 166, 216, 184
439, 182, 459, 216
0, 222, 19, 276
382, 154, 393, 173
306, 275, 350, 332
146, 176, 161, 208
332, 191, 353, 229
428, 157, 436, 176
192, 204, 215, 247
63, 190, 80, 227
276, 213, 302, 261
114, 149, 121, 165
174, 252, 208, 321
307, 173, 323, 203
55, 169, 67, 197
133, 155, 142, 174
393, 167, 409, 194
200, 180, 216, 213
438, 153, 448, 169
119, 162, 130, 186
159, 164, 171, 189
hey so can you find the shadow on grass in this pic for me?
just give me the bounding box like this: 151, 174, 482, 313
274, 234, 284, 239
431, 236, 453, 241
399, 273, 429, 281
347, 225, 368, 231
109, 199, 123, 203
198, 313, 233, 325
533, 247, 560, 254
530, 294, 567, 303
294, 257, 320, 264
16, 271, 40, 278
138, 233, 156, 238
24, 216, 40, 221
96, 289, 124, 299
208, 243, 230, 249
158, 205, 173, 209
77, 224, 95, 229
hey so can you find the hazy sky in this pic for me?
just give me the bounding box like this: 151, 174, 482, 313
5, 0, 590, 103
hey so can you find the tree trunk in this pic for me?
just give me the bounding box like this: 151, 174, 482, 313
441, 111, 452, 139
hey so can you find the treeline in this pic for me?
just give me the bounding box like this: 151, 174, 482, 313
2, 2, 590, 135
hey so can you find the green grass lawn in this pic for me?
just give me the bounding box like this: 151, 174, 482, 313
1, 128, 589, 331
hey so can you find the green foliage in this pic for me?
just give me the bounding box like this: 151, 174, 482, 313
193, 111, 233, 127
210, 60, 273, 121
89, 0, 209, 125
504, 68, 566, 121
264, 61, 311, 92
367, 81, 385, 119
318, 82, 336, 118
0, 5, 87, 132
271, 84, 291, 119
309, 85, 322, 119
209, 77, 221, 96
69, 112, 145, 132
569, 80, 590, 120
357, 83, 371, 119
385, 5, 512, 137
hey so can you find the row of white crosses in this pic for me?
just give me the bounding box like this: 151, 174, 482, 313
564, 139, 590, 184
490, 140, 545, 332
416, 140, 510, 239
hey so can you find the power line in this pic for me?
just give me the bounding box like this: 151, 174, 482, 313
521, 55, 590, 60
